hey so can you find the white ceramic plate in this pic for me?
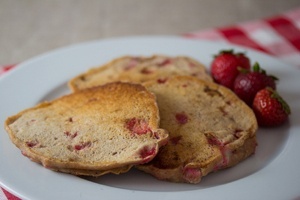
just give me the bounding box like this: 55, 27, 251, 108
1, 36, 299, 200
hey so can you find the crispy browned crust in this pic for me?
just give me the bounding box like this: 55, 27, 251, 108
137, 136, 256, 183
48, 165, 132, 177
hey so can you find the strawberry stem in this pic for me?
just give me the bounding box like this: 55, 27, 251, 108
213, 49, 234, 58
220, 49, 234, 54
252, 62, 279, 80
237, 66, 249, 74
270, 75, 279, 81
214, 49, 247, 58
253, 62, 261, 72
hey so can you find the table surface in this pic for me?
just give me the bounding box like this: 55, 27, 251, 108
1, 0, 300, 64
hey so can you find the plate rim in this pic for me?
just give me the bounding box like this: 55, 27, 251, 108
1, 35, 299, 200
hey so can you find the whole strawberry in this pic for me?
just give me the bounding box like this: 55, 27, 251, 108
252, 87, 291, 127
210, 49, 250, 90
233, 63, 277, 106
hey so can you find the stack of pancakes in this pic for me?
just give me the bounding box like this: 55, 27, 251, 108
5, 55, 257, 184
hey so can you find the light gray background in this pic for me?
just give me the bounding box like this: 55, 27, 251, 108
1, 0, 300, 64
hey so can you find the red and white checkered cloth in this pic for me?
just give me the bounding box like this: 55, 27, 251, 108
183, 7, 300, 68
1, 7, 300, 200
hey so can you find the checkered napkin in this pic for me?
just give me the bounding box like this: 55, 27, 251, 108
183, 7, 300, 68
1, 7, 300, 200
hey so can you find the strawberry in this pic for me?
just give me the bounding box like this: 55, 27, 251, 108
210, 49, 250, 90
252, 87, 291, 127
233, 63, 277, 106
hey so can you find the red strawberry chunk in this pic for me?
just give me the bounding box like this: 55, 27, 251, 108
139, 146, 156, 163
170, 135, 182, 145
188, 62, 196, 68
30, 119, 36, 123
234, 129, 243, 138
182, 84, 188, 87
21, 150, 28, 157
158, 59, 172, 67
152, 132, 160, 139
68, 117, 73, 122
74, 142, 91, 151
183, 167, 202, 183
26, 140, 38, 148
140, 68, 153, 74
213, 146, 231, 171
175, 112, 188, 124
205, 133, 233, 170
207, 135, 224, 146
157, 78, 168, 84
126, 118, 151, 135
64, 131, 78, 139
124, 58, 139, 70
220, 147, 230, 166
